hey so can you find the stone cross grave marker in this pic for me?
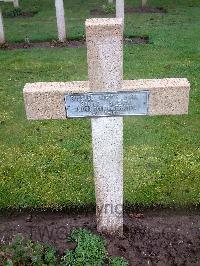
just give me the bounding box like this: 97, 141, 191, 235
23, 18, 190, 236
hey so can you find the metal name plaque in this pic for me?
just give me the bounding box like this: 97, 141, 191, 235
65, 91, 149, 118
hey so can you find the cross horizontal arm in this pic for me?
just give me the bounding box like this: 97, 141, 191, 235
23, 78, 190, 120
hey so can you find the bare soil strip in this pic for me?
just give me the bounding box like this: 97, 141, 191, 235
0, 37, 148, 50
0, 208, 199, 265
90, 7, 167, 16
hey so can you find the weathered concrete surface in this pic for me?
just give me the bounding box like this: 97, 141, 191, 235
55, 0, 66, 42
86, 18, 124, 235
86, 18, 123, 92
23, 78, 190, 120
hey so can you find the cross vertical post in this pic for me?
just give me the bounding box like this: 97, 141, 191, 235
13, 0, 19, 8
116, 0, 124, 27
55, 0, 66, 42
0, 7, 5, 44
86, 18, 124, 236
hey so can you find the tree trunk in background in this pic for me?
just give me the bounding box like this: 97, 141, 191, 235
13, 0, 19, 8
55, 0, 66, 42
141, 0, 148, 8
0, 8, 5, 44
116, 0, 124, 29
108, 0, 113, 3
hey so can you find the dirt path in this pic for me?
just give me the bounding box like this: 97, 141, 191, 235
0, 208, 199, 265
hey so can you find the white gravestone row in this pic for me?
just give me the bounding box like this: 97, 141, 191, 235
23, 18, 190, 236
0, 0, 66, 43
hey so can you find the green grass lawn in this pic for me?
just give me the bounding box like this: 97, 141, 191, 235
0, 0, 199, 209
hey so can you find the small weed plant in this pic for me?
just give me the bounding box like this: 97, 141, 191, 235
0, 229, 128, 265
102, 3, 115, 14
